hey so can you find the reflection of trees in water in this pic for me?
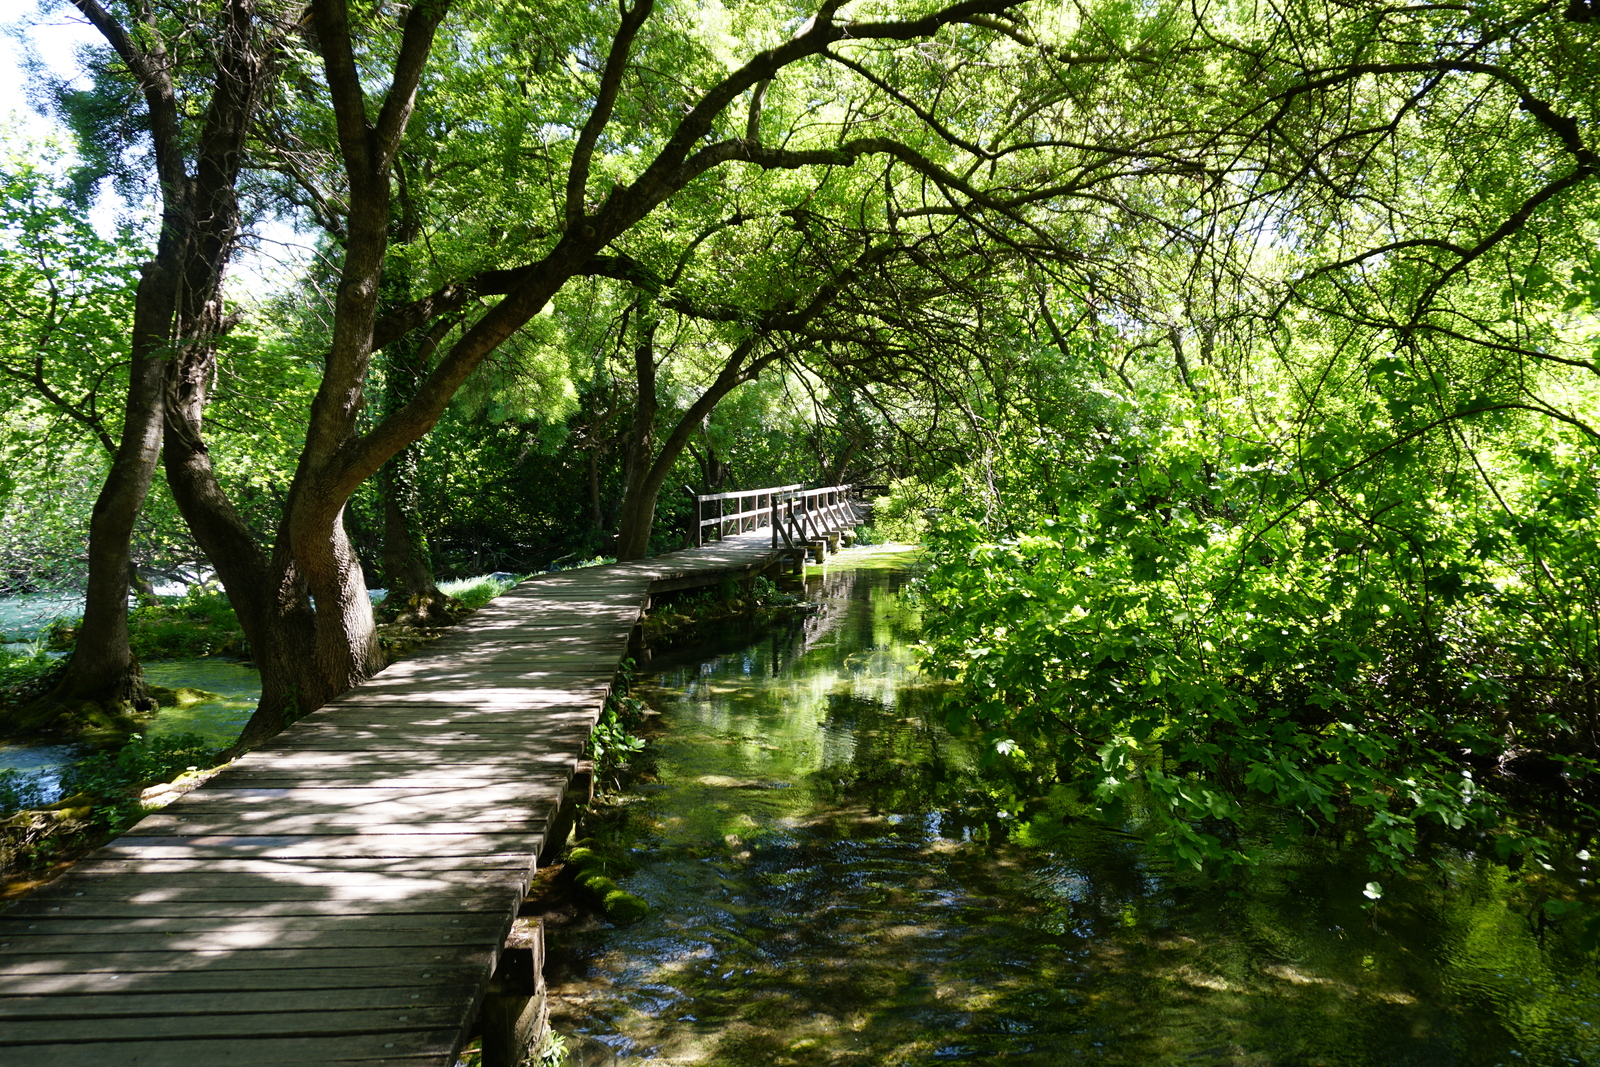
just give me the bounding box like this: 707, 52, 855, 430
640, 566, 911, 679
559, 567, 1600, 1067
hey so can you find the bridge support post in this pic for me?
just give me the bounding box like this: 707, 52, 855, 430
480, 929, 548, 1067
539, 760, 594, 869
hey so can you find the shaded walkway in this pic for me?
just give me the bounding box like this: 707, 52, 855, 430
0, 530, 797, 1066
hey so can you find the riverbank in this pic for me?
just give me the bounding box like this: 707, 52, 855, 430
542, 554, 1600, 1066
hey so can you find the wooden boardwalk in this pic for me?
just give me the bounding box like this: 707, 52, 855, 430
0, 530, 803, 1066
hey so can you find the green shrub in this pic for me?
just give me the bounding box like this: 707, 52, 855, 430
126, 588, 248, 659
870, 477, 959, 544
1, 731, 222, 822
58, 732, 223, 829
0, 645, 67, 708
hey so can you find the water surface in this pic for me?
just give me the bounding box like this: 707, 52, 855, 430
546, 551, 1600, 1066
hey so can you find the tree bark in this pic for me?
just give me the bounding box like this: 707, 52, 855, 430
376, 251, 449, 618
48, 259, 177, 710
613, 305, 660, 561
40, 0, 269, 715
160, 0, 1021, 747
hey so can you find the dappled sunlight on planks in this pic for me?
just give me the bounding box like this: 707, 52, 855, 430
0, 528, 800, 1065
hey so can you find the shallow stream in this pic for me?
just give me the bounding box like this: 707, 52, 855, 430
546, 550, 1600, 1067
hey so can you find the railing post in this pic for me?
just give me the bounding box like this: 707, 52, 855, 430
692, 489, 702, 548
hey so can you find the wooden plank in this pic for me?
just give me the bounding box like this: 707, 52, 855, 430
98, 838, 550, 863
0, 985, 478, 1019
94, 833, 547, 859
215, 750, 584, 769
0, 911, 508, 940
260, 738, 586, 756
4, 1023, 467, 1062
0, 964, 483, 996
4, 1049, 457, 1067
125, 815, 546, 836
323, 686, 607, 705
56, 855, 535, 876
285, 722, 596, 738
17, 873, 523, 899
10, 1050, 454, 1067
206, 772, 561, 788
0, 945, 489, 974
0, 926, 503, 955
3, 895, 516, 921
156, 786, 553, 812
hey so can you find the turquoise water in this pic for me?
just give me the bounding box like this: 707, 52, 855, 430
140, 659, 262, 747
544, 554, 1600, 1067
0, 594, 83, 641
1, 659, 260, 805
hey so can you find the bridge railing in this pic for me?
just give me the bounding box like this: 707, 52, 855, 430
769, 484, 860, 553
691, 483, 805, 547
690, 483, 865, 550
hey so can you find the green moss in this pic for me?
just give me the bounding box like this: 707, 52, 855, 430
578, 871, 620, 899
601, 888, 650, 923
146, 685, 221, 709
565, 846, 602, 871
0, 696, 141, 739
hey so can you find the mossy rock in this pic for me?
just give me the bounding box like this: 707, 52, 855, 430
0, 698, 141, 739
146, 685, 220, 710
565, 846, 603, 871
602, 888, 650, 923
577, 871, 620, 900
565, 844, 638, 876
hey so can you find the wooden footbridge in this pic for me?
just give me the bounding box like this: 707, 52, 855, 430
0, 486, 865, 1066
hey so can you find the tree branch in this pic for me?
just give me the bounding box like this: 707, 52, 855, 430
566, 0, 655, 231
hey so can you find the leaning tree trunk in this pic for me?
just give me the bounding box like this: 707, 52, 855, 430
43, 255, 180, 712
40, 0, 269, 716
163, 408, 380, 752
613, 333, 778, 562
613, 305, 660, 562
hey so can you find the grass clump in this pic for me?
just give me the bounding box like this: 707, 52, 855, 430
40, 588, 248, 661
438, 573, 524, 611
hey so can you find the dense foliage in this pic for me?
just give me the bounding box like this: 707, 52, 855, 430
0, 0, 1596, 908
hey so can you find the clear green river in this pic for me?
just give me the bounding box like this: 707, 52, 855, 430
544, 550, 1600, 1067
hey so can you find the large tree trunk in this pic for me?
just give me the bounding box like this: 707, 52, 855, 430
613, 334, 777, 561
163, 410, 377, 752
613, 306, 660, 561
381, 456, 440, 606
39, 0, 268, 716
43, 257, 179, 711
